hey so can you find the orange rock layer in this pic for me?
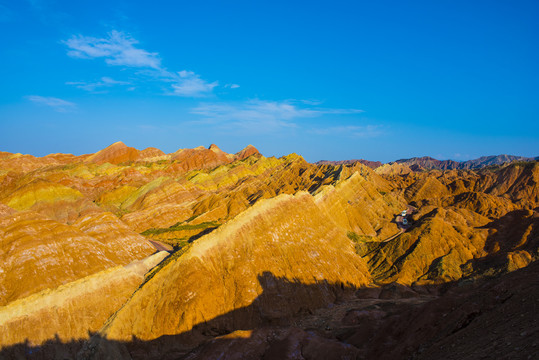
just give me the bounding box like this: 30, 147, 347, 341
0, 142, 537, 359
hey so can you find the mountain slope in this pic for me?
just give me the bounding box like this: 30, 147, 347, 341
87, 192, 370, 357
393, 154, 536, 171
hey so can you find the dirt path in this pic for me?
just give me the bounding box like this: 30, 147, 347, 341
381, 228, 405, 243
380, 205, 417, 243
148, 239, 173, 252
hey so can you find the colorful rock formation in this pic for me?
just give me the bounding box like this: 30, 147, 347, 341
0, 142, 536, 359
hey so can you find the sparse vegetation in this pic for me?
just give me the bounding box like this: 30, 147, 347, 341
141, 220, 221, 236
156, 238, 190, 249
347, 231, 377, 256
141, 243, 194, 287
347, 231, 374, 243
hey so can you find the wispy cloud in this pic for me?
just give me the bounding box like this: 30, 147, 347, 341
26, 95, 77, 112
66, 76, 131, 92
170, 70, 218, 97
310, 125, 383, 138
298, 99, 324, 106
225, 84, 240, 89
64, 30, 161, 68
191, 100, 363, 133
63, 30, 219, 97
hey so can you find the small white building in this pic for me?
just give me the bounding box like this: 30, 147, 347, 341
401, 210, 407, 216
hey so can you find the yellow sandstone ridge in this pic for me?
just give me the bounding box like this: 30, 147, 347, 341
0, 143, 537, 359
315, 170, 406, 239
0, 251, 168, 349
2, 179, 83, 211
0, 210, 155, 305
99, 192, 370, 346
85, 141, 140, 165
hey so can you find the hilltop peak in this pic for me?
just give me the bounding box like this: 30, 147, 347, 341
85, 141, 139, 164
208, 144, 223, 152
235, 144, 261, 160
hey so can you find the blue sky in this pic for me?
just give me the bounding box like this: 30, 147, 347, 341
0, 0, 537, 162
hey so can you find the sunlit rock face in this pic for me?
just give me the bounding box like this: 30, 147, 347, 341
85, 141, 140, 165
0, 251, 168, 350
99, 193, 370, 344
0, 209, 156, 306
0, 142, 537, 360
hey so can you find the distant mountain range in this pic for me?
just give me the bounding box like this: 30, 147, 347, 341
317, 154, 538, 170
394, 154, 539, 170
315, 159, 383, 169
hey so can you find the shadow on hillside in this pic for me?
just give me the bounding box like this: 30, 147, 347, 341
470, 209, 539, 275
4, 263, 537, 360
187, 226, 218, 242
0, 271, 363, 360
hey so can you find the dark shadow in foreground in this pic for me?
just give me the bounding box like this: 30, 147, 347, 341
1, 264, 538, 360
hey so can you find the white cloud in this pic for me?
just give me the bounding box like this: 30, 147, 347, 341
170, 70, 218, 97
64, 30, 161, 69
191, 100, 363, 133
66, 76, 131, 92
26, 95, 77, 112
101, 76, 129, 85
224, 83, 240, 89
63, 30, 220, 97
298, 99, 324, 105
193, 100, 315, 120
310, 125, 383, 138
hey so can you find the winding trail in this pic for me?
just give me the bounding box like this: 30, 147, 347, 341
380, 205, 417, 243
381, 228, 405, 243
148, 239, 173, 252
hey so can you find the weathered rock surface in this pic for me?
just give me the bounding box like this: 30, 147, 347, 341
0, 209, 155, 305
234, 144, 261, 161
315, 170, 405, 239
0, 143, 537, 360
88, 192, 370, 357
85, 141, 140, 165
0, 251, 168, 355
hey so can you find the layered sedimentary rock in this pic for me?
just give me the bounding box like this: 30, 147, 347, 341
0, 210, 155, 305
315, 171, 405, 239
365, 207, 490, 284
2, 179, 83, 211
85, 141, 140, 165
0, 251, 168, 353
234, 144, 261, 161
366, 162, 539, 285
88, 192, 370, 357
0, 142, 537, 360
